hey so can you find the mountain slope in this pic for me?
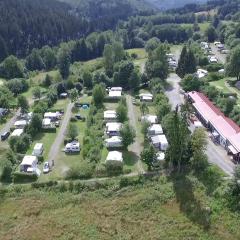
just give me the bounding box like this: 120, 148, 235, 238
144, 0, 208, 10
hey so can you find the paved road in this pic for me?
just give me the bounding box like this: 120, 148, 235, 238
165, 73, 184, 110
126, 95, 145, 174
165, 72, 234, 176
0, 109, 20, 135
47, 102, 73, 167
210, 43, 227, 64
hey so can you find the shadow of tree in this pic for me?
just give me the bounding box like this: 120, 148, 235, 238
123, 151, 138, 167
169, 172, 211, 230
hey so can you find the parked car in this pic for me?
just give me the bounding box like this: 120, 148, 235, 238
75, 114, 85, 121
43, 162, 50, 174
1, 131, 10, 141
55, 121, 60, 127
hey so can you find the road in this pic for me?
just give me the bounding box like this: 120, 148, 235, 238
126, 95, 145, 174
47, 102, 73, 168
210, 43, 227, 64
0, 109, 20, 135
165, 70, 234, 176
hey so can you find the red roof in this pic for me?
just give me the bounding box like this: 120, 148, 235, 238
188, 91, 240, 151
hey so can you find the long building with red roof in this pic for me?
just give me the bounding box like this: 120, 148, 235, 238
187, 91, 240, 161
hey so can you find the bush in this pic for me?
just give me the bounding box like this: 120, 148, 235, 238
70, 117, 77, 122
12, 172, 38, 183
106, 163, 123, 176
95, 164, 107, 177
206, 63, 224, 72
38, 155, 44, 162
65, 162, 94, 180
207, 72, 223, 82
31, 181, 58, 189
42, 128, 56, 133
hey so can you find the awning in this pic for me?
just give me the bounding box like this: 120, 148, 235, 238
228, 145, 238, 155
212, 131, 219, 138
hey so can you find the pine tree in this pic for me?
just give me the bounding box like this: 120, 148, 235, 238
176, 45, 187, 78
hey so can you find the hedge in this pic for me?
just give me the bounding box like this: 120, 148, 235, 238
12, 172, 38, 183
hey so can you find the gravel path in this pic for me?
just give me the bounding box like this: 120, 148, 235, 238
0, 109, 20, 135
47, 102, 73, 166
210, 43, 227, 64
126, 95, 145, 174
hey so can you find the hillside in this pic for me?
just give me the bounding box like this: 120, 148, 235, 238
144, 0, 208, 10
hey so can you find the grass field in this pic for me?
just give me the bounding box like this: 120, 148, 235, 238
210, 79, 232, 94
1, 172, 240, 240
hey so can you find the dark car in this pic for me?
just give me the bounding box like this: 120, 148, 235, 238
1, 131, 10, 141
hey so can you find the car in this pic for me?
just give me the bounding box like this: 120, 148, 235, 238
1, 131, 10, 141
55, 121, 60, 127
43, 162, 50, 174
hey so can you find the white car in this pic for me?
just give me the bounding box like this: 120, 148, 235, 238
43, 162, 50, 174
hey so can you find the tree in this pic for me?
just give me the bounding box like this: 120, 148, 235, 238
112, 42, 125, 62
1, 55, 24, 79
82, 70, 93, 89
120, 123, 136, 150
68, 123, 79, 140
0, 86, 14, 109
73, 39, 88, 61
69, 88, 79, 103
226, 47, 240, 81
41, 46, 57, 70
26, 49, 45, 71
58, 47, 70, 79
205, 26, 217, 42
176, 45, 188, 78
103, 44, 114, 77
181, 74, 201, 92
32, 87, 41, 100
191, 128, 208, 171
141, 145, 156, 171
156, 101, 171, 121
145, 37, 160, 53
116, 102, 128, 123
129, 69, 140, 90
25, 114, 42, 137
43, 74, 52, 87
176, 46, 196, 78
0, 36, 8, 62
92, 84, 106, 106
140, 102, 149, 116
17, 95, 29, 114
163, 107, 190, 172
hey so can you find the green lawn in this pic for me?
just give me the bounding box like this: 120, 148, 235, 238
126, 48, 147, 59
28, 70, 59, 86
199, 22, 210, 33
210, 78, 232, 94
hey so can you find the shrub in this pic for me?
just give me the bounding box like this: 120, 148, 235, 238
65, 162, 94, 180
38, 155, 44, 162
207, 72, 223, 82
12, 172, 38, 183
206, 63, 224, 72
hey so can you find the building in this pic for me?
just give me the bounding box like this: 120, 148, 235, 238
32, 143, 43, 156
109, 90, 122, 99
105, 136, 123, 148
151, 134, 169, 151
14, 120, 28, 129
11, 129, 24, 137
106, 151, 123, 166
106, 122, 122, 136
141, 115, 158, 125
64, 141, 80, 153
139, 93, 153, 102
148, 124, 163, 136
20, 155, 38, 172
104, 110, 117, 122
187, 91, 240, 161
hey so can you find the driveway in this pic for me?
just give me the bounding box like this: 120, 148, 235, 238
210, 43, 227, 64
126, 95, 145, 174
0, 109, 20, 135
47, 102, 73, 167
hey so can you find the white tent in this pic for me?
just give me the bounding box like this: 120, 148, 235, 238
141, 115, 158, 124
151, 134, 168, 151
106, 122, 122, 136
106, 151, 123, 166
139, 93, 153, 102
64, 141, 80, 153
109, 90, 122, 98
14, 120, 27, 128
32, 143, 43, 156
11, 129, 23, 137
20, 155, 38, 172
105, 136, 123, 148
104, 110, 117, 121
148, 124, 163, 136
